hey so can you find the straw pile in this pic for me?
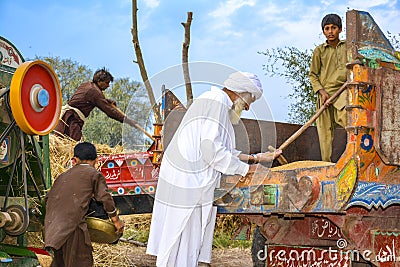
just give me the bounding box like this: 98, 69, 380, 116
92, 214, 155, 267
17, 214, 249, 267
215, 215, 244, 237
48, 134, 124, 180
90, 214, 248, 267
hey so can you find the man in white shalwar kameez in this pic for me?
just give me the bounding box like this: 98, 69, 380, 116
147, 71, 281, 267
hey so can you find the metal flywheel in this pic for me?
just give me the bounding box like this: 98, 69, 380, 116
9, 60, 61, 135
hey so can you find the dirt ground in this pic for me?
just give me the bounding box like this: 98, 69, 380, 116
26, 214, 253, 267
90, 214, 253, 267
93, 242, 252, 267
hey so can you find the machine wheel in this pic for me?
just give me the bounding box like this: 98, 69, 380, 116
251, 226, 267, 267
3, 205, 29, 236
9, 60, 61, 135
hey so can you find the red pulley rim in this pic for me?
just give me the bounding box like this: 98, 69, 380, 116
10, 61, 61, 135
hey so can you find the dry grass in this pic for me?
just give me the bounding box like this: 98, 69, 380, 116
36, 254, 53, 267
92, 243, 251, 267
91, 214, 251, 267
48, 134, 124, 180
92, 242, 147, 267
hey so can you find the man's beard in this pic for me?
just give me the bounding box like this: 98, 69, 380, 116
229, 98, 245, 125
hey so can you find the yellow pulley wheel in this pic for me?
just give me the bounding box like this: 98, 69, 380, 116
10, 60, 61, 135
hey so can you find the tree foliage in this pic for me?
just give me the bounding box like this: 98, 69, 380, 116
83, 78, 151, 148
387, 32, 400, 50
35, 56, 151, 147
258, 47, 315, 124
34, 56, 92, 102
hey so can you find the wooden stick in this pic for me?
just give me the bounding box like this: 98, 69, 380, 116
112, 104, 155, 141
181, 12, 194, 108
127, 120, 155, 141
268, 145, 288, 165
278, 82, 348, 151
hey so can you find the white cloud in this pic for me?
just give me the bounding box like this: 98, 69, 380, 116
256, 2, 323, 47
143, 0, 160, 9
208, 0, 256, 31
209, 0, 256, 17
348, 0, 395, 9
320, 0, 335, 6
257, 3, 290, 34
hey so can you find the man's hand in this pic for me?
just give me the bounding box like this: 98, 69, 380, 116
107, 99, 117, 106
247, 163, 269, 174
243, 163, 270, 185
318, 89, 330, 105
255, 149, 282, 163
111, 216, 125, 235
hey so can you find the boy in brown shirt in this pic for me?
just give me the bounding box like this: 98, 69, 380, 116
45, 142, 124, 266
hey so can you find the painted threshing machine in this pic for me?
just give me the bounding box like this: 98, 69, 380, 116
98, 9, 400, 266
218, 10, 400, 266
0, 37, 62, 264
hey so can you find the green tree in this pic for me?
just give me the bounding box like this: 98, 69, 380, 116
258, 47, 315, 124
387, 32, 400, 49
83, 78, 151, 148
34, 56, 91, 102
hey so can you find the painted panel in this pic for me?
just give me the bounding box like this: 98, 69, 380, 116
0, 36, 24, 87
310, 218, 342, 240
371, 230, 400, 267
347, 182, 400, 209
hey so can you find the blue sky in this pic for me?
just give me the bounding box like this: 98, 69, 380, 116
1, 0, 399, 122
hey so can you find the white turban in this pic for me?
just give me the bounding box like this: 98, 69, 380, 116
223, 71, 263, 100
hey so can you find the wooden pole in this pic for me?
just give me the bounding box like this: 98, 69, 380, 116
181, 12, 193, 107
131, 0, 162, 123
